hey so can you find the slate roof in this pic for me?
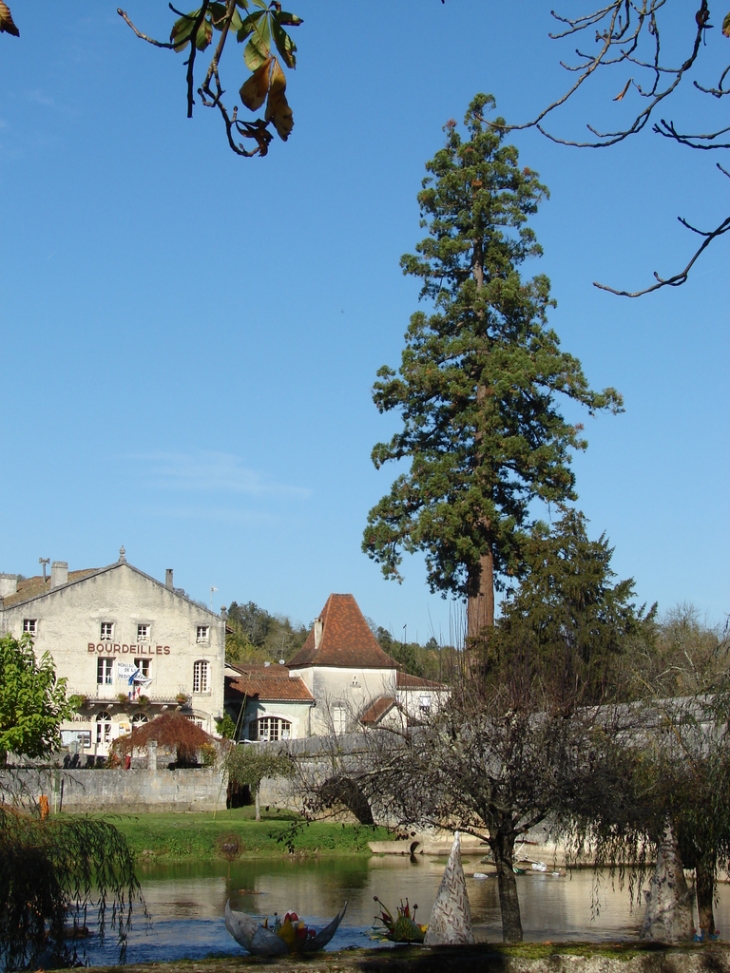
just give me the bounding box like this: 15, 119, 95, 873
288, 593, 398, 670
225, 663, 314, 703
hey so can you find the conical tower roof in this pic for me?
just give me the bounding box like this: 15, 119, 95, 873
288, 593, 397, 669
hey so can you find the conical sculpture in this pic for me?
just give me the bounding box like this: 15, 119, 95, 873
424, 831, 475, 945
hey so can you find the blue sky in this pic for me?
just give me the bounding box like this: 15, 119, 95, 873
1, 2, 727, 640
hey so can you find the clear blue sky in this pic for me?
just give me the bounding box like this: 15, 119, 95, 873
1, 2, 727, 640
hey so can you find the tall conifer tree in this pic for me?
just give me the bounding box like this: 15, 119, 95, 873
363, 95, 622, 639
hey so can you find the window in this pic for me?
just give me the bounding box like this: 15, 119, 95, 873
131, 712, 148, 726
196, 625, 210, 643
137, 624, 150, 642
100, 621, 113, 639
95, 713, 112, 743
254, 717, 291, 742
192, 660, 209, 694
97, 658, 114, 685
188, 716, 205, 729
23, 619, 37, 635
332, 705, 347, 735
419, 695, 432, 715
134, 658, 151, 678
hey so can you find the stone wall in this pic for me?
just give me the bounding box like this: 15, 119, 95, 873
1, 765, 227, 813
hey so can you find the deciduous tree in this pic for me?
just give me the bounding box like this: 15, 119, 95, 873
0, 634, 72, 764
226, 743, 292, 820
0, 806, 141, 969
512, 1, 730, 295
363, 96, 622, 640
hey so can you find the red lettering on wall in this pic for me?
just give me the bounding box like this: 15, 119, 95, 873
105, 644, 113, 654
163, 646, 170, 655
88, 643, 96, 653
96, 644, 104, 653
122, 644, 129, 653
113, 644, 121, 654
156, 645, 162, 655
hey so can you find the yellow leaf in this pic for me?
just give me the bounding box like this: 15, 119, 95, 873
265, 59, 293, 140
613, 78, 632, 102
239, 58, 272, 112
0, 0, 19, 36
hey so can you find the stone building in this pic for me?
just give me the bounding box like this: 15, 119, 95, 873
225, 593, 446, 740
0, 549, 226, 757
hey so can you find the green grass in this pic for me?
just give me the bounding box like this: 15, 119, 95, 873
72, 807, 394, 862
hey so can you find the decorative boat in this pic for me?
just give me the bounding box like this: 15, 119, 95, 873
225, 900, 347, 956
373, 897, 426, 942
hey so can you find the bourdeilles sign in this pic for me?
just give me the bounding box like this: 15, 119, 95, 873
88, 643, 171, 655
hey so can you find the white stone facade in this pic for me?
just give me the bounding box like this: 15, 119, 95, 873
0, 555, 225, 757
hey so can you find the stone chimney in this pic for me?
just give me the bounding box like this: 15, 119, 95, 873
165, 568, 174, 589
50, 561, 68, 589
314, 617, 324, 650
0, 574, 18, 598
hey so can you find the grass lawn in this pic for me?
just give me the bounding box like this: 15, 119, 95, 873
76, 807, 394, 861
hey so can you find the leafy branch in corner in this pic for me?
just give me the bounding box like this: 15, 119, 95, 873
117, 0, 302, 157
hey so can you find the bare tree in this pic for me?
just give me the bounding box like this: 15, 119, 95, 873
510, 1, 730, 296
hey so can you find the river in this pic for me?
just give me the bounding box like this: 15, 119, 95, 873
84, 855, 730, 965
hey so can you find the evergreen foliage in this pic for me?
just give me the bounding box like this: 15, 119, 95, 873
363, 95, 622, 637
486, 509, 656, 704
226, 601, 308, 664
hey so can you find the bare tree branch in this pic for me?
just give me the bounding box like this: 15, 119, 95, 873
594, 213, 730, 297
116, 9, 175, 49
501, 1, 728, 296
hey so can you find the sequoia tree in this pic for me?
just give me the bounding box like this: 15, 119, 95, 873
363, 95, 622, 640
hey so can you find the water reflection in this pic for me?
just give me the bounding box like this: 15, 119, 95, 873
84, 856, 730, 966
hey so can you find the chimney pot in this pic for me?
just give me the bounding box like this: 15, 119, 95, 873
0, 573, 18, 598
50, 561, 68, 589
165, 568, 174, 589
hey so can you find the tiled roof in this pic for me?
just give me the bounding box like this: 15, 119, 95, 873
1, 570, 99, 608
225, 664, 314, 702
288, 594, 398, 669
396, 671, 447, 690
360, 695, 398, 725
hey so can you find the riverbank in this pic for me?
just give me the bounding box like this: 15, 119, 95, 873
80, 808, 394, 861
66, 942, 730, 973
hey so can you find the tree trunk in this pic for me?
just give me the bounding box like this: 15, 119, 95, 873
640, 822, 694, 942
696, 861, 716, 939
491, 830, 523, 942
254, 785, 261, 822
466, 235, 495, 644
467, 549, 495, 640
